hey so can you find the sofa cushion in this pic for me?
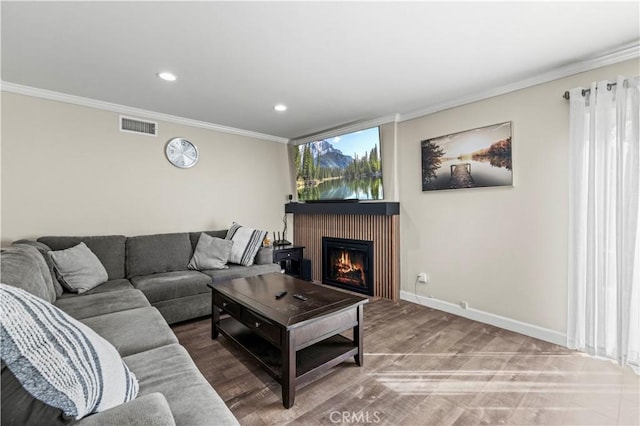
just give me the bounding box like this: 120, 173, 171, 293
56, 279, 134, 299
225, 222, 267, 266
12, 239, 64, 297
38, 235, 127, 280
1, 244, 57, 303
124, 344, 239, 426
80, 307, 178, 357
49, 242, 109, 293
153, 293, 212, 325
189, 230, 227, 252
126, 233, 192, 278
130, 271, 212, 304
76, 393, 176, 426
0, 284, 139, 420
254, 246, 274, 265
188, 233, 233, 271
55, 289, 151, 320
202, 263, 281, 282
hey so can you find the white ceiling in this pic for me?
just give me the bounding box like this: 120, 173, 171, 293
2, 1, 639, 141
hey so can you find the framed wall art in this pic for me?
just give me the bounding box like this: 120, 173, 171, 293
421, 122, 512, 191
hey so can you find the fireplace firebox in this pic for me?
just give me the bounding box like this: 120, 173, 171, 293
322, 237, 374, 296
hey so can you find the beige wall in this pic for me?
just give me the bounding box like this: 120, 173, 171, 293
3, 59, 637, 337
1, 93, 291, 246
398, 59, 639, 334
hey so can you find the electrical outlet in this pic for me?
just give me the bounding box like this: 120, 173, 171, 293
460, 301, 469, 309
417, 272, 428, 283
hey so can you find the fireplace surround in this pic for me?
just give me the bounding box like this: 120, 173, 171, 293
322, 237, 374, 296
286, 201, 400, 300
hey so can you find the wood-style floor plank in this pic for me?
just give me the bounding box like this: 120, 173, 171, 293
172, 298, 639, 425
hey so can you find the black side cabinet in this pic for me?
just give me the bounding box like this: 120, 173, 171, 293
273, 245, 304, 278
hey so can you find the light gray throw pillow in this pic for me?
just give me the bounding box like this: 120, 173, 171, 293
188, 233, 233, 270
48, 242, 108, 293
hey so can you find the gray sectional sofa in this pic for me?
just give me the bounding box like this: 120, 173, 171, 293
1, 229, 280, 425
39, 230, 280, 324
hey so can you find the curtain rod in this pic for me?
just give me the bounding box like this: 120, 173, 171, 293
562, 82, 617, 100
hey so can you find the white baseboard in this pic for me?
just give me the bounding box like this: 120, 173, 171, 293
399, 290, 567, 347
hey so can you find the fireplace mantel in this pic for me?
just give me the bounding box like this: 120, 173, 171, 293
285, 201, 399, 216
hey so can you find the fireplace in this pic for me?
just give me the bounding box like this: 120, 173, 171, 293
322, 237, 374, 296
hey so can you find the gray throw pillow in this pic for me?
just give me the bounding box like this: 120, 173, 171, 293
48, 242, 108, 293
1, 365, 74, 425
188, 233, 233, 270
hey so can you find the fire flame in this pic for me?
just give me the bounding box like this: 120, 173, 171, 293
335, 250, 365, 283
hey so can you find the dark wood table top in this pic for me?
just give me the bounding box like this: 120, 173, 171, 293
208, 273, 368, 329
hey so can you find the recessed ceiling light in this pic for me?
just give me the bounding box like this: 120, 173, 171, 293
157, 72, 177, 81
274, 104, 287, 112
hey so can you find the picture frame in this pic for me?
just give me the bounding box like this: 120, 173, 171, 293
421, 122, 512, 191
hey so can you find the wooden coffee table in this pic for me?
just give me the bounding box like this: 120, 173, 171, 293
208, 272, 368, 408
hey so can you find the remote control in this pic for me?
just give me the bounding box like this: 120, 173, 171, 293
275, 291, 287, 299
293, 294, 308, 301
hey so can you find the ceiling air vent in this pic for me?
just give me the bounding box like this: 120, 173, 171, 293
119, 116, 157, 136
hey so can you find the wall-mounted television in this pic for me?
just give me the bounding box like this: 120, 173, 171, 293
293, 126, 383, 201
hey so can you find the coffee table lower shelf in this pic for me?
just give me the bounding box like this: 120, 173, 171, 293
218, 316, 358, 385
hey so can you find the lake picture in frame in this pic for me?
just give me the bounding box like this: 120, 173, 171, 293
421, 122, 512, 191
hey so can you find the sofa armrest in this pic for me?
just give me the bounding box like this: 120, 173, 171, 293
76, 393, 176, 426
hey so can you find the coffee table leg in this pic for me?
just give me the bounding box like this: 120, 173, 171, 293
212, 304, 220, 339
282, 330, 296, 408
354, 304, 364, 366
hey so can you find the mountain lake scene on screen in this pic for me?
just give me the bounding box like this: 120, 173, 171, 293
294, 127, 383, 201
421, 122, 512, 191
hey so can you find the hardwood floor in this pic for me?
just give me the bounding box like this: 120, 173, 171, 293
172, 298, 639, 425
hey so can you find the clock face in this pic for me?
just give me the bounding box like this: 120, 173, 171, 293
165, 138, 198, 168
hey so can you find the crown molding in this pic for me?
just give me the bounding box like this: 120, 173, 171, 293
288, 42, 638, 140
0, 82, 289, 144
3, 42, 637, 141
290, 113, 400, 145
398, 41, 640, 123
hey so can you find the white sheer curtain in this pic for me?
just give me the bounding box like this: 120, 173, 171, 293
568, 75, 640, 373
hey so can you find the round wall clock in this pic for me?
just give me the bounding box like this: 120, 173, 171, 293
165, 137, 199, 168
